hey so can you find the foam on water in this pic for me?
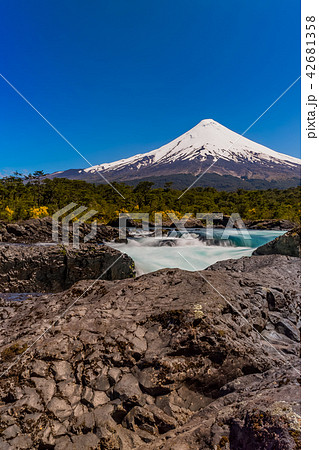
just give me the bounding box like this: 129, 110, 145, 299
108, 229, 285, 275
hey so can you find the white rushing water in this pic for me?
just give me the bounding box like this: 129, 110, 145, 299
108, 229, 285, 275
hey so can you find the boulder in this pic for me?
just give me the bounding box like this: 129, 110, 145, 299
253, 226, 301, 257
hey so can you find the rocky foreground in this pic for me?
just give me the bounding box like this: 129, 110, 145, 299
0, 251, 300, 449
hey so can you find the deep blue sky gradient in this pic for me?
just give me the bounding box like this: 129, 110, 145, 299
0, 0, 301, 176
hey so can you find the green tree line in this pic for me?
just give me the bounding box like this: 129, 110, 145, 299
0, 172, 301, 223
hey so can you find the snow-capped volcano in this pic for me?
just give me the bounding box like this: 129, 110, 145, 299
51, 119, 301, 187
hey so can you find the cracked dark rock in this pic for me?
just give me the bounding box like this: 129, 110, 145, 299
0, 254, 300, 449
0, 243, 135, 293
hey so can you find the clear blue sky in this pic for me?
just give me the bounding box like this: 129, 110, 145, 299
0, 0, 300, 176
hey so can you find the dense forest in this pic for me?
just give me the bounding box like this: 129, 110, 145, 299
0, 172, 301, 223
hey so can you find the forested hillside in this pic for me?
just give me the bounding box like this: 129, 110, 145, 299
0, 172, 301, 223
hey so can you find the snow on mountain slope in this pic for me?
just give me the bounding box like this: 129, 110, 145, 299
81, 119, 300, 178
50, 119, 300, 185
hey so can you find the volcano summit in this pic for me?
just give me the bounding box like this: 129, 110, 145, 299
50, 119, 301, 189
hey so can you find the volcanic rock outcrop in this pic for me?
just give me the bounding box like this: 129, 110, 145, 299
0, 244, 135, 293
0, 218, 119, 244
0, 254, 300, 449
253, 226, 301, 257
244, 219, 297, 231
